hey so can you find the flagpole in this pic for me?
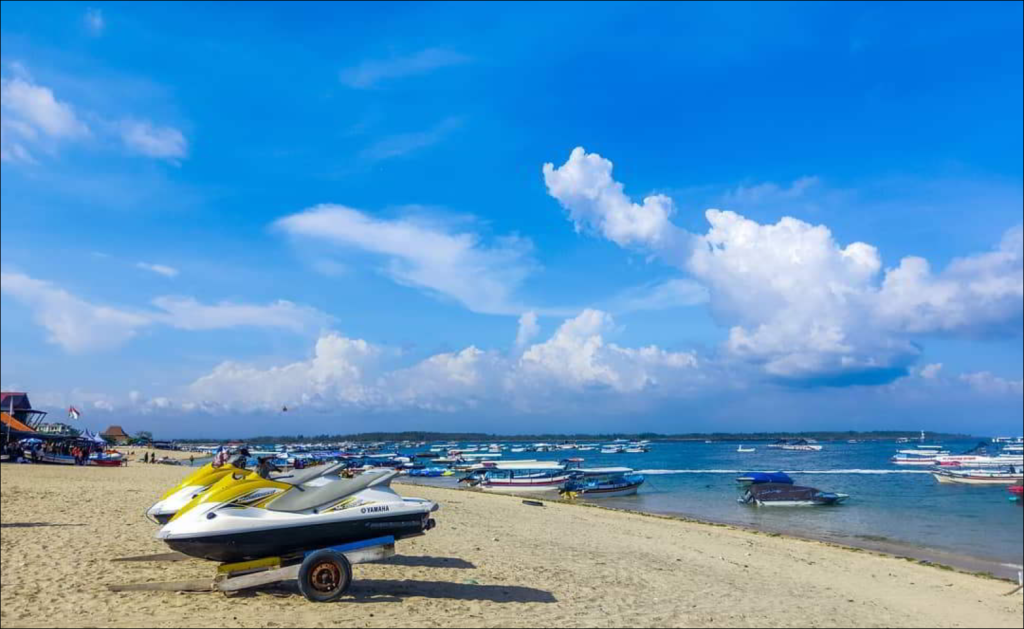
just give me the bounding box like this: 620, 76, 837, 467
5, 396, 13, 449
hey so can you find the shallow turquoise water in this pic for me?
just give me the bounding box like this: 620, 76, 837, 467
407, 440, 1023, 569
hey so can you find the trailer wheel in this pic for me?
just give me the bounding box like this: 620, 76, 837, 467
298, 551, 352, 603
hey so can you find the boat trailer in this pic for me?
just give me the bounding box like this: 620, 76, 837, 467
109, 535, 398, 603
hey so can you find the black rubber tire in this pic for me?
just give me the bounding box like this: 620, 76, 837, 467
297, 551, 352, 603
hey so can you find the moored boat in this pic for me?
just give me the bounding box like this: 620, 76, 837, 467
477, 461, 573, 493
560, 468, 645, 499
739, 483, 849, 507
768, 439, 823, 452
934, 443, 1023, 469
933, 468, 1023, 486
736, 472, 794, 486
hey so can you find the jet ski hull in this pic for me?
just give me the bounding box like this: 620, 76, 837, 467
165, 512, 432, 563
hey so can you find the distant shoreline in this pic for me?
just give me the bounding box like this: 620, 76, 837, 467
165, 431, 992, 445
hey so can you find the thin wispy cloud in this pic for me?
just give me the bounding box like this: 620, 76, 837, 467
359, 117, 460, 162
0, 271, 331, 353
340, 48, 471, 89
84, 8, 105, 36
119, 119, 188, 161
136, 262, 180, 278
276, 203, 537, 316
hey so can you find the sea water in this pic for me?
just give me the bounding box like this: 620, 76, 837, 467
406, 440, 1023, 575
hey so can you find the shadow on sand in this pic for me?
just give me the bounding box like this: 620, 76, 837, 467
346, 579, 557, 604
0, 523, 86, 529
380, 556, 477, 570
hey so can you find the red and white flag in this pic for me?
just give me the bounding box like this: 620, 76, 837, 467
68, 406, 82, 420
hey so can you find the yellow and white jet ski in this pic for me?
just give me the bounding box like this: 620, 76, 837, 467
156, 465, 437, 563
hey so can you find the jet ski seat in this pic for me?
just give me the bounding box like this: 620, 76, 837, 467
267, 470, 398, 513
271, 463, 346, 487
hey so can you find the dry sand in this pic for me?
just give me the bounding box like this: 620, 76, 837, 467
1, 463, 1020, 629
119, 446, 200, 462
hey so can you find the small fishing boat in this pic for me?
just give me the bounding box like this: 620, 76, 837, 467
780, 439, 823, 452
737, 446, 756, 453
933, 468, 1023, 486
736, 472, 793, 486
477, 462, 574, 493
90, 452, 125, 467
767, 439, 823, 452
560, 468, 645, 499
739, 483, 848, 507
1009, 484, 1022, 498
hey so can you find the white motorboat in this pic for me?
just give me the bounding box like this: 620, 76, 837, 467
477, 461, 573, 493
933, 468, 1023, 486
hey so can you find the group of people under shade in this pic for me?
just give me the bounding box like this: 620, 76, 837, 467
3, 439, 98, 465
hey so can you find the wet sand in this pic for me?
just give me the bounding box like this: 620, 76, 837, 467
1, 463, 1021, 628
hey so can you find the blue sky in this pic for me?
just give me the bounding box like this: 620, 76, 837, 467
1, 1, 1021, 438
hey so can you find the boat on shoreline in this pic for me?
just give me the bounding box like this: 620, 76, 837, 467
739, 483, 849, 507
560, 468, 645, 499
477, 461, 574, 493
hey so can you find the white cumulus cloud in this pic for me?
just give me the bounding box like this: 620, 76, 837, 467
184, 310, 701, 413
515, 311, 540, 349
544, 147, 1023, 386
544, 147, 691, 260
1, 74, 90, 162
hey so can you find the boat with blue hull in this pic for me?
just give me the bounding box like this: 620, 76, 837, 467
561, 468, 646, 499
736, 472, 794, 486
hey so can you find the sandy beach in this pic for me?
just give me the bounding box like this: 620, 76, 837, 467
1, 463, 1020, 629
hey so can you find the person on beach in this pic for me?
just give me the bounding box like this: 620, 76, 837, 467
257, 457, 281, 480
189, 454, 195, 467
231, 448, 251, 470
212, 447, 229, 468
